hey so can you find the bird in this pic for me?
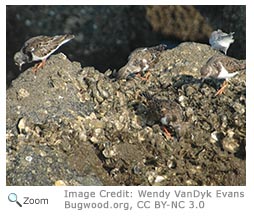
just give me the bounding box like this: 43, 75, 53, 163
116, 44, 166, 80
14, 34, 75, 73
200, 54, 246, 96
143, 92, 184, 140
209, 29, 234, 55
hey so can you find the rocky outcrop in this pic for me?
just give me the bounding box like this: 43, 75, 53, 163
7, 5, 245, 86
6, 42, 246, 186
146, 6, 212, 41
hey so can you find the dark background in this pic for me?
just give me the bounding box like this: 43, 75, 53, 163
6, 5, 246, 87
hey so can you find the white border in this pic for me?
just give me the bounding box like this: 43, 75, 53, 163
1, 1, 253, 216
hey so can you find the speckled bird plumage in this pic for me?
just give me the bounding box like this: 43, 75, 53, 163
143, 92, 184, 139
209, 29, 234, 55
116, 44, 166, 79
200, 55, 245, 80
200, 54, 245, 95
14, 34, 75, 70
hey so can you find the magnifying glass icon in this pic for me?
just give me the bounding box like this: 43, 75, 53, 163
8, 193, 22, 207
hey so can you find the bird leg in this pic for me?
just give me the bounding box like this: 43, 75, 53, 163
32, 59, 46, 73
163, 126, 174, 140
215, 80, 228, 96
136, 71, 151, 81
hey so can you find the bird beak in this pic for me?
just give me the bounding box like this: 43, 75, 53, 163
198, 78, 204, 89
15, 62, 21, 71
16, 63, 23, 71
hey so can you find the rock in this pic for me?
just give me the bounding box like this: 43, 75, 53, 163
7, 5, 245, 86
54, 180, 66, 186
6, 42, 245, 186
146, 6, 212, 41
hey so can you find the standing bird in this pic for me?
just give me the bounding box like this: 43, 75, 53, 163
209, 29, 234, 55
116, 44, 166, 80
200, 55, 246, 96
14, 34, 75, 73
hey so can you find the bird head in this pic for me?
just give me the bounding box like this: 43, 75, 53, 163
14, 52, 27, 70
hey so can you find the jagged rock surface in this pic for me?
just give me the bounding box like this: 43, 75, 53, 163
6, 42, 245, 186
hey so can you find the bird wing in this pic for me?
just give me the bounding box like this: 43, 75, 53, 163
22, 36, 51, 54
220, 56, 246, 72
217, 32, 234, 43
22, 35, 74, 58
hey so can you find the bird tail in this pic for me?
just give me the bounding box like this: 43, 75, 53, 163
228, 32, 235, 42
229, 32, 235, 36
238, 60, 246, 71
64, 34, 75, 40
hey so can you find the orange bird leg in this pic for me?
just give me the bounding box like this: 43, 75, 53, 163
32, 59, 47, 73
136, 71, 151, 81
215, 80, 228, 96
163, 126, 173, 140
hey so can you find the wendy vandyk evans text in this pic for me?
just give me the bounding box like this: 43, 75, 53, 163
137, 190, 244, 199
63, 189, 245, 210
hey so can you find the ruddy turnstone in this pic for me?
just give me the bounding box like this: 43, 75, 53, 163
14, 34, 75, 72
200, 54, 245, 96
209, 29, 234, 55
116, 44, 166, 80
143, 92, 184, 140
